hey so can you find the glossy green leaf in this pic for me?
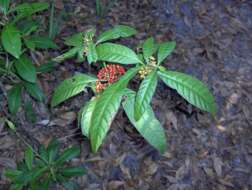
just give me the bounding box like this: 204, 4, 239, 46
14, 55, 37, 83
24, 82, 44, 102
143, 37, 155, 63
55, 146, 80, 165
157, 41, 176, 65
62, 167, 86, 177
158, 70, 217, 115
25, 146, 34, 170
89, 67, 139, 152
87, 42, 98, 64
52, 47, 79, 63
0, 0, 10, 15
96, 43, 141, 64
64, 32, 83, 47
1, 24, 22, 58
96, 25, 137, 44
7, 84, 22, 114
123, 89, 167, 153
78, 97, 98, 137
134, 70, 158, 120
26, 36, 58, 49
51, 74, 97, 107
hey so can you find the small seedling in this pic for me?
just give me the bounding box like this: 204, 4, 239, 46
5, 139, 85, 190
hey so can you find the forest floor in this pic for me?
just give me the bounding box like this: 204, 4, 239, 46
1, 0, 252, 189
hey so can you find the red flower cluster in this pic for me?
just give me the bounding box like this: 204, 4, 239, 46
96, 64, 125, 93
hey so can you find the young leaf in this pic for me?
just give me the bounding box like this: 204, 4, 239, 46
52, 47, 79, 63
26, 36, 58, 49
9, 184, 23, 190
23, 82, 44, 101
143, 37, 155, 63
96, 25, 137, 44
62, 167, 86, 177
51, 74, 97, 107
0, 0, 10, 15
123, 89, 167, 153
25, 146, 34, 170
7, 84, 22, 114
87, 42, 98, 64
1, 24, 22, 58
158, 70, 217, 115
134, 70, 158, 120
78, 97, 98, 137
157, 41, 176, 65
96, 43, 141, 64
14, 55, 37, 83
55, 146, 80, 165
62, 181, 78, 190
64, 32, 83, 47
89, 67, 139, 152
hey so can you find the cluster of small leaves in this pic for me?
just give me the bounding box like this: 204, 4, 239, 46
0, 1, 57, 116
5, 139, 85, 190
51, 26, 217, 153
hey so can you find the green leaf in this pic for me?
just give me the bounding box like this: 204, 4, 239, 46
7, 84, 22, 114
51, 74, 97, 107
36, 61, 56, 73
96, 43, 141, 64
23, 82, 44, 102
18, 20, 38, 36
25, 146, 34, 170
89, 67, 139, 152
158, 70, 217, 115
78, 97, 98, 137
0, 0, 10, 15
96, 25, 137, 44
52, 47, 79, 63
38, 145, 48, 162
26, 36, 58, 49
64, 32, 83, 47
62, 167, 86, 177
5, 119, 16, 131
14, 55, 37, 83
143, 37, 155, 63
134, 70, 158, 120
157, 41, 176, 65
123, 89, 167, 153
55, 146, 80, 165
47, 138, 59, 163
1, 24, 22, 58
12, 2, 49, 20
87, 42, 98, 64
5, 169, 23, 180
